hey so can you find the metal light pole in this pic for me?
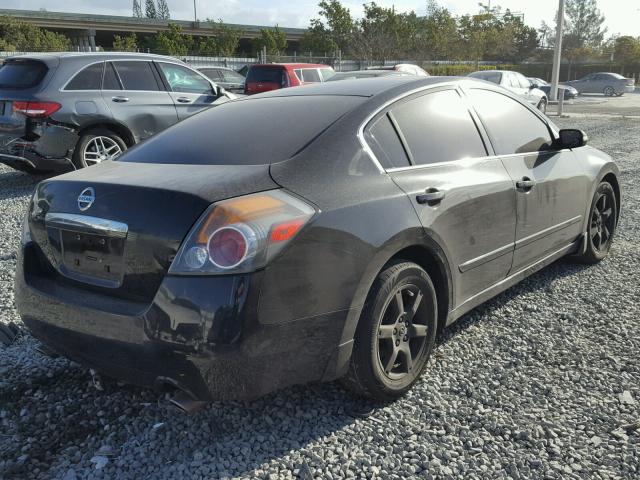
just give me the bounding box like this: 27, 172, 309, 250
193, 0, 197, 23
549, 0, 565, 101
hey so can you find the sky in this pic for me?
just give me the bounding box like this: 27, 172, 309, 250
3, 0, 639, 36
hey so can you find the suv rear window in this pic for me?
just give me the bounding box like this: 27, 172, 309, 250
120, 95, 365, 166
246, 67, 285, 86
0, 60, 48, 89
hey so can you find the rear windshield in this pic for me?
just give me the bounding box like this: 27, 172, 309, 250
246, 66, 285, 84
469, 71, 502, 84
608, 73, 626, 79
0, 60, 48, 89
119, 95, 365, 165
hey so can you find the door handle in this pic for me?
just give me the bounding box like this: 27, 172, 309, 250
111, 96, 129, 103
176, 97, 193, 103
516, 177, 536, 191
416, 188, 446, 205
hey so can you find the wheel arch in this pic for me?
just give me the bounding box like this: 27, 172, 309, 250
323, 233, 454, 382
601, 171, 621, 218
77, 121, 135, 147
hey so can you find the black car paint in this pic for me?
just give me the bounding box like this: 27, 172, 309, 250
16, 77, 620, 401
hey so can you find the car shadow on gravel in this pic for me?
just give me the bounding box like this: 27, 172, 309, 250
437, 257, 591, 344
0, 169, 48, 201
1, 257, 599, 479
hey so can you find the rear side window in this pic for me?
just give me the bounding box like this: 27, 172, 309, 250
468, 89, 554, 155
246, 67, 286, 87
222, 70, 245, 82
301, 69, 321, 83
390, 89, 487, 165
319, 68, 335, 81
119, 95, 365, 166
103, 62, 122, 90
113, 61, 160, 91
469, 71, 502, 85
0, 60, 48, 89
65, 62, 103, 90
364, 114, 410, 169
199, 68, 223, 81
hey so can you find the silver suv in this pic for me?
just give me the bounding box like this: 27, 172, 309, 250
0, 52, 234, 174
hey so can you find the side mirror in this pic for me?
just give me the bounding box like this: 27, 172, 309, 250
529, 83, 536, 90
558, 129, 588, 149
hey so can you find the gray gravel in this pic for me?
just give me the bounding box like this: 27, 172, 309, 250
1, 116, 639, 479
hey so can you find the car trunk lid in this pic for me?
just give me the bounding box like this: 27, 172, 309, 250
28, 160, 278, 303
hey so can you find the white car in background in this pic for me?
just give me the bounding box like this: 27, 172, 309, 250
468, 70, 548, 113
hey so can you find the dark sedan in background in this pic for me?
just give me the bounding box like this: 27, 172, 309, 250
0, 52, 234, 174
528, 77, 579, 100
195, 65, 245, 93
16, 77, 620, 408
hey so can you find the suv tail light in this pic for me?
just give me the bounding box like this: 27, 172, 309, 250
13, 101, 61, 118
169, 190, 316, 275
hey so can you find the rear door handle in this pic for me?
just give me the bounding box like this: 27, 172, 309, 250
176, 97, 193, 103
416, 188, 446, 205
111, 96, 129, 103
516, 177, 536, 191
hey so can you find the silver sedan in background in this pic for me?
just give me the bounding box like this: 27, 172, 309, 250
467, 70, 548, 113
565, 72, 635, 96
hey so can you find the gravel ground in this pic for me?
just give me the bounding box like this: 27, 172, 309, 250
0, 116, 638, 479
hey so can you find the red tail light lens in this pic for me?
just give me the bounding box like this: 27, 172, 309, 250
208, 226, 249, 269
13, 101, 61, 118
170, 190, 316, 275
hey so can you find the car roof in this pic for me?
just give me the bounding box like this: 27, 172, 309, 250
195, 65, 236, 71
6, 51, 184, 67
250, 63, 331, 69
251, 76, 465, 98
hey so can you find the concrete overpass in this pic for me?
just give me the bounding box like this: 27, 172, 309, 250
0, 9, 306, 52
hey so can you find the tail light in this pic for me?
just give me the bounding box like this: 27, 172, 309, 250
169, 190, 316, 275
13, 101, 61, 118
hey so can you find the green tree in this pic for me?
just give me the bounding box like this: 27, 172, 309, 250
132, 0, 143, 18
614, 36, 640, 73
113, 33, 138, 52
0, 16, 70, 51
209, 20, 242, 56
152, 23, 193, 55
415, 0, 461, 60
301, 0, 354, 54
145, 0, 157, 19
565, 0, 607, 48
253, 25, 287, 56
156, 0, 170, 20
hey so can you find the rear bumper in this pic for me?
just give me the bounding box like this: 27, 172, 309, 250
0, 124, 77, 172
623, 85, 636, 94
15, 242, 349, 401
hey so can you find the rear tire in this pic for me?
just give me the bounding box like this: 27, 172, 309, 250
341, 261, 438, 401
72, 128, 127, 169
603, 86, 615, 97
575, 182, 617, 264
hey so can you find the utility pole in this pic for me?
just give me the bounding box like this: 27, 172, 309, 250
193, 0, 197, 23
549, 0, 565, 102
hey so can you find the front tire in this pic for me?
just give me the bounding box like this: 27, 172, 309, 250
576, 181, 617, 264
342, 261, 438, 401
73, 128, 127, 169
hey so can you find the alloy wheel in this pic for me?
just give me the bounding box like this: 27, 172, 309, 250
376, 284, 429, 380
603, 86, 615, 97
83, 136, 123, 166
590, 190, 616, 253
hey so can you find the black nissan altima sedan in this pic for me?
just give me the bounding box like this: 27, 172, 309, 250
16, 76, 620, 406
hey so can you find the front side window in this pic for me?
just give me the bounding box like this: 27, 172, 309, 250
65, 62, 103, 90
158, 63, 213, 95
390, 89, 487, 165
364, 114, 410, 169
301, 69, 321, 83
468, 88, 554, 155
113, 61, 160, 91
